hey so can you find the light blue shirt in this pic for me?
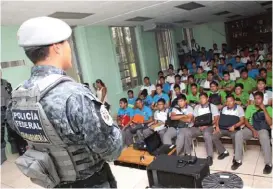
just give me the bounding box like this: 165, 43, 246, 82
134, 106, 153, 121
117, 107, 134, 118
153, 93, 170, 104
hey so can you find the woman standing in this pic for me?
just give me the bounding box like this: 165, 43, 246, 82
95, 79, 110, 110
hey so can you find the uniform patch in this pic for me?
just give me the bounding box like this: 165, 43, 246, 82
100, 105, 113, 126
12, 109, 50, 143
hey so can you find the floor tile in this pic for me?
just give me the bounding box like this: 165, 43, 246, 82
252, 176, 273, 188
1, 161, 24, 185
133, 175, 149, 189
8, 175, 32, 188
254, 152, 272, 178
210, 154, 233, 172
1, 184, 13, 188
236, 173, 254, 188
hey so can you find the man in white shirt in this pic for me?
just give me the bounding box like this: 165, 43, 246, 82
170, 75, 186, 100
226, 63, 240, 81
181, 40, 190, 54
249, 78, 272, 106
166, 68, 175, 84
200, 54, 211, 71
200, 71, 215, 92
139, 76, 156, 97
186, 93, 220, 166
163, 94, 194, 156
212, 95, 245, 170
191, 38, 200, 52
213, 43, 221, 54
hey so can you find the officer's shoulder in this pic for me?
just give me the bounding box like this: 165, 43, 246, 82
56, 81, 94, 98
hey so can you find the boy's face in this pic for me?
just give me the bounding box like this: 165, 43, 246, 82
235, 87, 242, 95
207, 73, 213, 81
241, 72, 248, 79
156, 86, 163, 94
247, 64, 252, 70
128, 92, 134, 99
168, 69, 173, 74
174, 87, 181, 95
183, 69, 188, 75
188, 78, 194, 83
236, 57, 240, 63
266, 62, 272, 69
178, 99, 186, 108
144, 78, 149, 85
227, 65, 233, 72
223, 74, 230, 81
136, 100, 143, 109
226, 97, 235, 109
267, 54, 272, 60
191, 86, 197, 94
254, 95, 263, 106
192, 63, 197, 68
157, 101, 165, 111
213, 67, 218, 73
200, 95, 208, 105
197, 68, 203, 74
119, 101, 126, 109
175, 77, 181, 84
210, 84, 218, 92
257, 81, 266, 91
158, 73, 164, 77
160, 78, 165, 84
260, 71, 267, 78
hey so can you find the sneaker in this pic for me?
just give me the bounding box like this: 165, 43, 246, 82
231, 161, 242, 170
217, 151, 229, 160
207, 156, 213, 166
263, 164, 272, 174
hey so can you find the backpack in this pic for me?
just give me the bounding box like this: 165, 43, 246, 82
165, 106, 188, 128
252, 109, 271, 131
209, 93, 222, 105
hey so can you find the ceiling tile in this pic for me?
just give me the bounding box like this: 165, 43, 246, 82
173, 20, 191, 24
125, 17, 153, 21
214, 11, 231, 16
175, 2, 205, 11
49, 12, 94, 19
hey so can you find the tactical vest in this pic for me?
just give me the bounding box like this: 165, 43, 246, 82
11, 74, 103, 188
1, 79, 11, 107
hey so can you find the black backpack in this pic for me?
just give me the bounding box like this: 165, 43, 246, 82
252, 109, 271, 131
165, 107, 188, 128
209, 93, 222, 105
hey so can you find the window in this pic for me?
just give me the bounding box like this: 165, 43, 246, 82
0, 60, 25, 69
155, 29, 174, 71
111, 27, 141, 90
183, 28, 193, 49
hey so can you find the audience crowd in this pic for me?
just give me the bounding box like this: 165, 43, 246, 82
116, 41, 272, 175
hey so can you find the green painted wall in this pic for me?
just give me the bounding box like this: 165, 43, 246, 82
173, 27, 184, 44
192, 22, 226, 50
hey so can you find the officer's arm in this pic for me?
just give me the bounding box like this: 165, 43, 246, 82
66, 94, 123, 162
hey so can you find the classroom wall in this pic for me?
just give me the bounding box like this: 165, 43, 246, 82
192, 21, 226, 50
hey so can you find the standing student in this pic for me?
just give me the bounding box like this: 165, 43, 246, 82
170, 75, 186, 100
152, 84, 170, 109
220, 71, 235, 95
166, 67, 176, 84
187, 93, 220, 166
127, 90, 136, 109
249, 78, 272, 106
139, 77, 156, 97
96, 79, 111, 110
207, 81, 227, 110
213, 95, 245, 170
236, 69, 256, 94
242, 92, 272, 174
226, 63, 240, 81
163, 94, 194, 156
232, 83, 250, 109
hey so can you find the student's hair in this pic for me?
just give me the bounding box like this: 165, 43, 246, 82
246, 62, 252, 67
183, 67, 188, 71
157, 98, 166, 104
96, 79, 106, 87
210, 81, 219, 87
175, 74, 181, 79
266, 60, 272, 64
257, 78, 266, 84
156, 84, 163, 88
136, 98, 143, 103
212, 66, 218, 70
173, 84, 181, 90
226, 94, 235, 100
141, 89, 148, 97
210, 58, 215, 62
220, 57, 226, 61
168, 67, 174, 71
235, 83, 244, 89
127, 90, 134, 95
188, 75, 194, 80
160, 76, 165, 80
235, 56, 241, 59
120, 98, 128, 104
191, 83, 198, 88
197, 66, 203, 70
259, 68, 267, 73
199, 93, 208, 98
158, 71, 163, 75
254, 91, 264, 99
176, 94, 187, 101
192, 61, 197, 65
144, 76, 150, 80
223, 71, 230, 76
240, 68, 248, 74
207, 70, 214, 76
226, 63, 233, 67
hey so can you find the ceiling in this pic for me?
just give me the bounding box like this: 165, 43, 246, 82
1, 1, 272, 27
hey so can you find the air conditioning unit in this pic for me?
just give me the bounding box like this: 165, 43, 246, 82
143, 23, 174, 32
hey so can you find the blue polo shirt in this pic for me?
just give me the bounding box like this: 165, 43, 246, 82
134, 106, 153, 121
127, 97, 136, 108
234, 62, 245, 71
218, 64, 226, 74
248, 69, 259, 79
153, 93, 170, 104
163, 83, 171, 94
143, 95, 153, 107
226, 57, 236, 67
118, 107, 134, 118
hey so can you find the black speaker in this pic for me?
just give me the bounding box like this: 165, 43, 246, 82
147, 155, 210, 188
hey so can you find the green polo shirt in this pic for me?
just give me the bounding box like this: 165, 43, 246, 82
220, 80, 235, 89
194, 73, 206, 79
232, 92, 250, 105
187, 92, 200, 103
236, 77, 256, 93
186, 83, 200, 95
266, 77, 272, 88
207, 90, 227, 103
245, 105, 272, 125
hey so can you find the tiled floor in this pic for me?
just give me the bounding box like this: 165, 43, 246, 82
1, 144, 272, 188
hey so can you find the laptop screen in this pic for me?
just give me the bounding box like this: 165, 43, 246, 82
144, 132, 162, 153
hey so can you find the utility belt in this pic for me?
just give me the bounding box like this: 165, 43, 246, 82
57, 162, 116, 188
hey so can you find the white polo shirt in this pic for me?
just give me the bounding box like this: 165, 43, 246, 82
222, 105, 245, 117
153, 109, 168, 131
241, 56, 250, 64
229, 69, 240, 81
249, 90, 273, 105
200, 61, 211, 71
194, 104, 219, 121
166, 75, 175, 84
172, 105, 194, 127
170, 82, 186, 100
140, 84, 156, 96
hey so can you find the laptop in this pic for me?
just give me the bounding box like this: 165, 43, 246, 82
144, 132, 176, 156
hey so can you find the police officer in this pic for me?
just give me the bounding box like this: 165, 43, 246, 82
6, 17, 123, 188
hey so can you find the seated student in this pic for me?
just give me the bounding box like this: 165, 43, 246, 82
187, 83, 200, 108
189, 61, 198, 75
240, 49, 250, 64
200, 71, 215, 92
212, 66, 223, 82
117, 98, 134, 129
170, 75, 186, 100
249, 78, 272, 106
194, 66, 207, 85
159, 76, 171, 94
233, 83, 250, 109
258, 68, 272, 90
200, 54, 211, 71
213, 43, 221, 54
266, 60, 272, 79
140, 89, 153, 108
152, 84, 170, 109
220, 71, 235, 95
234, 56, 245, 71
207, 81, 227, 110
166, 67, 176, 84
127, 90, 136, 109
142, 98, 168, 141
139, 76, 156, 97
226, 63, 240, 81
253, 48, 264, 63
218, 57, 227, 74
236, 69, 256, 94
186, 93, 220, 166
156, 71, 164, 84
171, 84, 183, 105
186, 75, 200, 95
163, 94, 194, 156
246, 62, 259, 79
226, 51, 236, 66
214, 53, 220, 65
242, 92, 272, 174
181, 67, 189, 82
123, 98, 153, 146
212, 95, 245, 169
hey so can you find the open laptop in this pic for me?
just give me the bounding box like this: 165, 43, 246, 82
144, 132, 176, 156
